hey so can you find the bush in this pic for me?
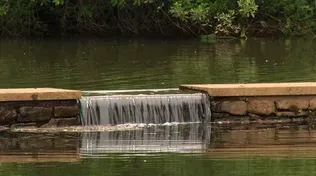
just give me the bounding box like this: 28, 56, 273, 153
0, 0, 315, 37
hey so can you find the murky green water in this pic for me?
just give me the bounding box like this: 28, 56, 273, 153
0, 124, 316, 175
3, 154, 316, 176
1, 38, 316, 90
2, 38, 316, 175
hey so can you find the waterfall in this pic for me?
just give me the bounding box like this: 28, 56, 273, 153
79, 93, 211, 126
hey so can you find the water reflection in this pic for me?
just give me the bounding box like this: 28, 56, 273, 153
4, 123, 316, 162
0, 132, 79, 163
80, 124, 210, 156
0, 123, 210, 163
3, 124, 316, 161
4, 125, 316, 176
211, 125, 316, 148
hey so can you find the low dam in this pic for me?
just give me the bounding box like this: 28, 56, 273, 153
2, 82, 316, 176
1, 82, 316, 129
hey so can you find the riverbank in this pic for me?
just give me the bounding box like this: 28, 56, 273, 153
1, 0, 316, 38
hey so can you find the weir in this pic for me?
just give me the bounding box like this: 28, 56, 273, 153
79, 94, 211, 126
1, 82, 316, 129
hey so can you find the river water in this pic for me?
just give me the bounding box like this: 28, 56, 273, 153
1, 38, 316, 90
1, 38, 316, 175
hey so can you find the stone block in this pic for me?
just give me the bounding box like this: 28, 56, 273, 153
248, 100, 275, 115
248, 113, 264, 120
57, 118, 79, 127
212, 112, 230, 118
219, 101, 247, 115
11, 122, 37, 129
276, 111, 309, 117
0, 107, 17, 124
0, 88, 82, 101
211, 101, 221, 112
41, 117, 79, 128
276, 99, 309, 110
40, 118, 58, 128
309, 99, 316, 110
54, 106, 79, 118
18, 107, 52, 122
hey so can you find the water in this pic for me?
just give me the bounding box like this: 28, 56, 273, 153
1, 125, 316, 175
79, 94, 210, 126
80, 124, 209, 155
1, 38, 316, 90
3, 154, 316, 176
2, 38, 316, 175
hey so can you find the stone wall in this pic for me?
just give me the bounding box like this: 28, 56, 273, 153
0, 100, 80, 128
211, 96, 316, 120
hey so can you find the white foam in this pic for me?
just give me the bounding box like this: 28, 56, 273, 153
79, 94, 211, 126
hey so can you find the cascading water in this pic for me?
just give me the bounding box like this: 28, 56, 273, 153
79, 93, 211, 126
79, 93, 211, 155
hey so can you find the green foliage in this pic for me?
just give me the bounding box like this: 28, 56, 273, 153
257, 0, 316, 20
169, 1, 190, 22
52, 0, 64, 5
0, 0, 316, 37
0, 0, 8, 16
169, 0, 211, 22
238, 0, 258, 18
215, 10, 240, 35
190, 4, 210, 22
293, 0, 315, 20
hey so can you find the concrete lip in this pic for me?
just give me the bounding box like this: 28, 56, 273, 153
0, 88, 82, 101
180, 82, 316, 97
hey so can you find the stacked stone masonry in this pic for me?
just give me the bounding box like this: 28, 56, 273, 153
0, 100, 80, 128
211, 96, 316, 119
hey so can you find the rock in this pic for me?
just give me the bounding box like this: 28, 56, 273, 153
211, 101, 222, 112
11, 123, 37, 129
219, 101, 247, 115
309, 99, 316, 110
41, 118, 78, 128
248, 100, 275, 115
212, 112, 230, 118
18, 107, 52, 122
56, 118, 79, 127
248, 113, 263, 120
276, 111, 309, 117
0, 107, 17, 124
40, 118, 59, 128
54, 106, 79, 118
276, 99, 309, 110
